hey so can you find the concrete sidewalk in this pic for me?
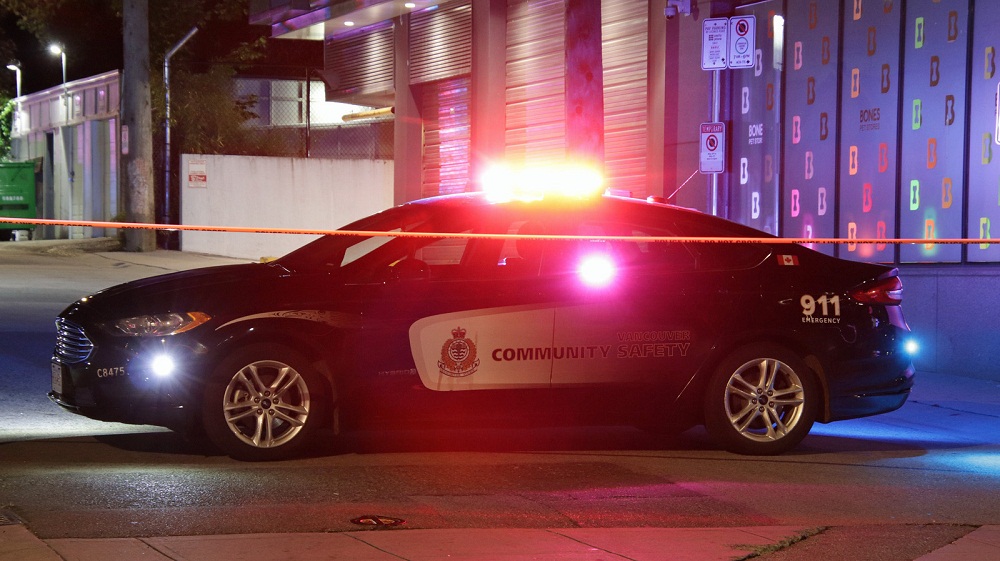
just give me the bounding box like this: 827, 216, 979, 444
2, 523, 998, 561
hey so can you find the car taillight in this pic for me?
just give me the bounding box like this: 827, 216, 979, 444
849, 276, 903, 305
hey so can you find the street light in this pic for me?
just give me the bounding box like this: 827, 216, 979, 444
48, 44, 66, 86
5, 62, 20, 97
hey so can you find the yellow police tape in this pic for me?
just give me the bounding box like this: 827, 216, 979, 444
0, 216, 988, 245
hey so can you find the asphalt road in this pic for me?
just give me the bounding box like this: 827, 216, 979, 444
1, 243, 999, 560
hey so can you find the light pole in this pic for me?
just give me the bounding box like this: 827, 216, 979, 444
48, 44, 67, 86
49, 43, 71, 240
49, 44, 67, 121
6, 63, 21, 97
164, 27, 198, 231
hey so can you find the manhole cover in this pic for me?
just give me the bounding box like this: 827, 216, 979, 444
0, 509, 22, 526
350, 515, 405, 527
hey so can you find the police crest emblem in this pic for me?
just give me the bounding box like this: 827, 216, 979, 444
438, 326, 480, 377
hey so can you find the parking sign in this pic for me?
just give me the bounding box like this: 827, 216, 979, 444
700, 122, 726, 173
702, 18, 729, 70
728, 16, 756, 69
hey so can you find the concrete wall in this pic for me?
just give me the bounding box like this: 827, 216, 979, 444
180, 154, 394, 260
896, 265, 1000, 381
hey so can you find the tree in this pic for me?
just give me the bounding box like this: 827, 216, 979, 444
121, 0, 154, 251
0, 0, 280, 248
0, 95, 14, 161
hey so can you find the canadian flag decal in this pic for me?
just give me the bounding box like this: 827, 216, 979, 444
778, 254, 800, 266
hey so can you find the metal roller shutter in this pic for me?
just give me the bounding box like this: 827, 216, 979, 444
410, 1, 473, 85
602, 0, 648, 198
505, 0, 567, 166
420, 77, 472, 197
323, 22, 394, 102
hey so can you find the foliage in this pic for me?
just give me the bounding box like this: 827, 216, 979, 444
169, 56, 289, 156
0, 95, 12, 160
0, 0, 271, 155
0, 0, 65, 37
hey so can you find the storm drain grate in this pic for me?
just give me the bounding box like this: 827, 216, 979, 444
0, 509, 22, 526
350, 515, 405, 528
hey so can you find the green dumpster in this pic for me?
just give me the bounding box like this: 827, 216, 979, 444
0, 161, 37, 239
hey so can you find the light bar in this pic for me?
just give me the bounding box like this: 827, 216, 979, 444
481, 163, 604, 202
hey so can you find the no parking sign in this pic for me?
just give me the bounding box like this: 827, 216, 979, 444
700, 122, 726, 173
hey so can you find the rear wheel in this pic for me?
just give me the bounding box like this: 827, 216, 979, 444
202, 344, 329, 461
703, 344, 817, 455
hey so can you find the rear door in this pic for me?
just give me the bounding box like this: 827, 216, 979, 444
545, 217, 713, 392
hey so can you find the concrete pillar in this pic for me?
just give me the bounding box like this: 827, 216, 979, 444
565, 0, 605, 168
393, 14, 424, 205
470, 0, 507, 186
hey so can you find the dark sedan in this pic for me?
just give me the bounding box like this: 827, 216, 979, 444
50, 192, 914, 460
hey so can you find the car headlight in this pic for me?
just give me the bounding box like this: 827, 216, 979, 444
106, 312, 211, 337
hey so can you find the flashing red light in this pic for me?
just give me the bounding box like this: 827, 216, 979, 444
578, 254, 615, 287
481, 163, 604, 202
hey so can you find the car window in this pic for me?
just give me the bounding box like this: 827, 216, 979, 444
650, 209, 772, 271
533, 221, 698, 277
497, 220, 545, 278
613, 228, 697, 272
278, 205, 434, 271
342, 230, 399, 266
340, 215, 510, 283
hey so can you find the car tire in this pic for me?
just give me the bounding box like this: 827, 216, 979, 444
703, 344, 817, 455
202, 344, 329, 461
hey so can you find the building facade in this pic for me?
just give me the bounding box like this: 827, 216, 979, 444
8, 71, 120, 240
250, 0, 1000, 266
252, 0, 668, 206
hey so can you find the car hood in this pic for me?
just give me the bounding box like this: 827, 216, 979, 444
60, 262, 283, 322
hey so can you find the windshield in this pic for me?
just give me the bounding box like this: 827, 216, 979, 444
276, 205, 434, 272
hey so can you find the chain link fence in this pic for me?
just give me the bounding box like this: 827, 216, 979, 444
156, 63, 395, 248
171, 62, 394, 160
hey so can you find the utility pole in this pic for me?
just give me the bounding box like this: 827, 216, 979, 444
121, 0, 155, 251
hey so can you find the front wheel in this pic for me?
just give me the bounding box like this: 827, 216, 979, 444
703, 344, 818, 455
202, 344, 328, 461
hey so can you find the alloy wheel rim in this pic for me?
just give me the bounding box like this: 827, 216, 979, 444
723, 358, 805, 442
222, 359, 311, 448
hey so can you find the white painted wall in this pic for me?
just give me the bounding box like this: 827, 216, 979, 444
180, 154, 394, 260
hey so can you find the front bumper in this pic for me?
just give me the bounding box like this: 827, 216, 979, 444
48, 363, 197, 429
49, 331, 208, 429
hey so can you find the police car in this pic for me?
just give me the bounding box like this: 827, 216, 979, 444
50, 175, 914, 460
